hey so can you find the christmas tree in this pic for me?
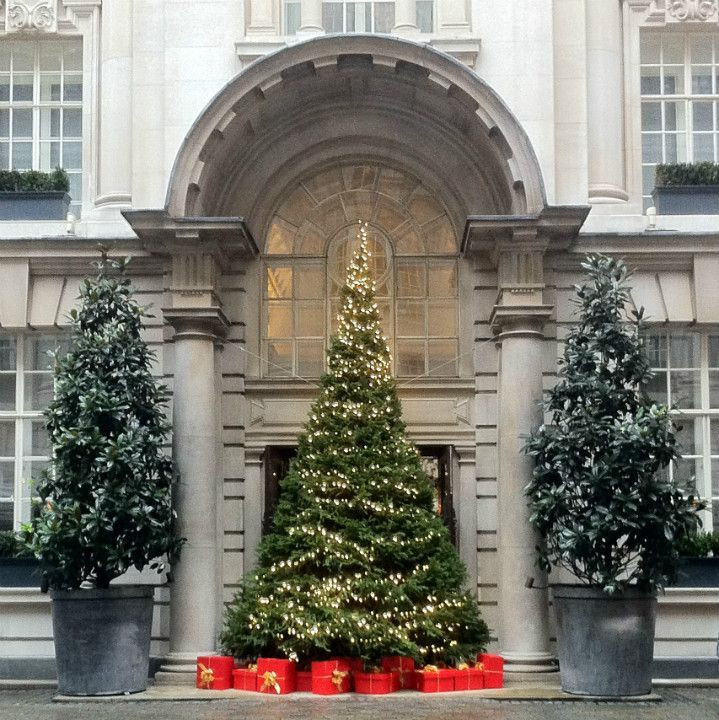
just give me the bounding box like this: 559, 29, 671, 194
222, 223, 488, 664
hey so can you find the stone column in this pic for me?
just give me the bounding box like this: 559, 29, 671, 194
586, 0, 628, 202
243, 447, 265, 574
455, 446, 478, 593
155, 236, 228, 685
95, 0, 132, 212
298, 0, 323, 35
491, 237, 554, 673
393, 0, 418, 34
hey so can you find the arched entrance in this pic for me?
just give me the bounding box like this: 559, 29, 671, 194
124, 34, 588, 682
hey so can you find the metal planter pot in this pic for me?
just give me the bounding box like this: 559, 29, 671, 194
50, 584, 154, 696
673, 558, 719, 587
551, 584, 656, 697
651, 185, 719, 215
0, 558, 42, 587
0, 191, 70, 220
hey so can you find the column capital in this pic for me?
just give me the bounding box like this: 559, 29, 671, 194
162, 306, 229, 341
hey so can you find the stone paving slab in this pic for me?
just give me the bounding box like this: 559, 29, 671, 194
52, 684, 662, 703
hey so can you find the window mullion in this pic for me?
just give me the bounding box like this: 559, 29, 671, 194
13, 334, 23, 530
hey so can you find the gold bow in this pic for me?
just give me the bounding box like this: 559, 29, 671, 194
457, 662, 469, 671
331, 669, 348, 689
261, 670, 281, 694
423, 664, 439, 673
198, 663, 214, 689
477, 662, 484, 671
247, 663, 258, 671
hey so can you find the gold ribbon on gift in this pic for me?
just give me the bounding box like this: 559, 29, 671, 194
423, 665, 439, 673
476, 662, 484, 671
261, 670, 281, 694
457, 662, 469, 671
390, 666, 408, 688
198, 663, 214, 689
331, 669, 348, 689
247, 663, 258, 671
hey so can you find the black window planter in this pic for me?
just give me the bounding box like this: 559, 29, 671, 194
0, 557, 43, 587
652, 185, 719, 215
0, 191, 71, 221
670, 558, 719, 588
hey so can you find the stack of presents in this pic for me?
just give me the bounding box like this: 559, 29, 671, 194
196, 654, 504, 695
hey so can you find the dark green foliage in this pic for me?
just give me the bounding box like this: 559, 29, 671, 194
655, 162, 719, 187
221, 229, 488, 665
0, 168, 69, 192
525, 255, 703, 594
0, 531, 32, 558
24, 255, 183, 590
674, 531, 719, 558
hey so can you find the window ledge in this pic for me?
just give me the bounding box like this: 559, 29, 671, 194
236, 34, 480, 68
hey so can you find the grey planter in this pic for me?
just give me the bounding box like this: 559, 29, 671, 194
551, 584, 656, 697
652, 185, 719, 215
0, 191, 71, 220
672, 558, 719, 588
0, 558, 42, 587
50, 584, 154, 696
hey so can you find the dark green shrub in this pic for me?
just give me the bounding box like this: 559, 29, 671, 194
0, 168, 69, 192
675, 531, 719, 558
0, 531, 32, 558
525, 255, 703, 594
25, 254, 184, 590
655, 162, 719, 187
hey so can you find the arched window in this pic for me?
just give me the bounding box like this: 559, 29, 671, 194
262, 163, 459, 378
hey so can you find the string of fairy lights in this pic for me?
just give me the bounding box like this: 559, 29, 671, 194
236, 223, 482, 661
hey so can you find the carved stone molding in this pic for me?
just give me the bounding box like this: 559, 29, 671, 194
631, 0, 719, 25
4, 0, 57, 32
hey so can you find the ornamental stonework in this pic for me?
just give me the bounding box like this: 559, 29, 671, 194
4, 0, 57, 32
668, 0, 718, 21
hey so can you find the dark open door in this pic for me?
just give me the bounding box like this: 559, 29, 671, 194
420, 446, 457, 547
263, 446, 296, 535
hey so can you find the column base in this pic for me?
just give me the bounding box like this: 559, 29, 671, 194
154, 652, 209, 687
501, 652, 558, 674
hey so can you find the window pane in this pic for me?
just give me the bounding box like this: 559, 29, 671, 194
0, 377, 17, 412
713, 459, 719, 497
39, 107, 60, 138
266, 303, 293, 338
644, 370, 667, 405
12, 108, 32, 138
0, 109, 8, 138
284, 1, 301, 34
675, 417, 700, 456
642, 133, 662, 163
663, 35, 684, 64
22, 459, 48, 500
691, 34, 713, 64
428, 339, 457, 376
24, 372, 53, 411
693, 102, 714, 131
0, 502, 12, 531
12, 44, 34, 72
694, 133, 714, 161
428, 263, 457, 297
323, 2, 344, 32
63, 42, 82, 72
397, 262, 426, 297
62, 108, 82, 137
641, 34, 661, 64
710, 369, 719, 408
396, 340, 425, 377
295, 265, 324, 299
670, 333, 699, 367
39, 43, 61, 71
0, 337, 17, 371
641, 68, 661, 95
665, 102, 686, 132
25, 419, 49, 457
673, 457, 701, 492
297, 341, 324, 377
692, 67, 713, 95
0, 462, 14, 498
397, 301, 425, 336
711, 419, 719, 454
416, 0, 433, 32
266, 267, 292, 299
40, 73, 61, 101
0, 422, 14, 457
709, 335, 719, 367
266, 220, 294, 254
428, 302, 457, 337
296, 304, 324, 337
265, 341, 292, 377
27, 335, 59, 370
62, 141, 82, 169
375, 2, 394, 32
0, 76, 9, 103
12, 142, 32, 169
63, 74, 82, 102
0, 45, 9, 72
670, 370, 701, 409
12, 74, 33, 101
663, 66, 684, 94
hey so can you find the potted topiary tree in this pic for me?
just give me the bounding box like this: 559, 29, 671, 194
525, 255, 702, 697
0, 530, 42, 587
24, 254, 183, 696
652, 162, 719, 215
0, 168, 71, 220
672, 531, 719, 587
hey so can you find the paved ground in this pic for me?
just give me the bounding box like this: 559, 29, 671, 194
1, 687, 719, 720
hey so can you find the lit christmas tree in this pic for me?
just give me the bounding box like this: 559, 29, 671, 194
221, 224, 488, 664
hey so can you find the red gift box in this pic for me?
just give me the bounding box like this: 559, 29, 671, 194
454, 664, 484, 691
196, 656, 234, 690
232, 667, 257, 691
478, 653, 504, 689
311, 659, 351, 695
415, 667, 456, 693
256, 658, 296, 694
354, 671, 395, 695
296, 670, 313, 692
381, 656, 415, 690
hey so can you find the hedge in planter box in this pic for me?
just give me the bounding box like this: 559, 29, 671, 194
25, 254, 183, 696
525, 255, 702, 697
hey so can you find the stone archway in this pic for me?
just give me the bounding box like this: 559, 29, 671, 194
124, 34, 589, 681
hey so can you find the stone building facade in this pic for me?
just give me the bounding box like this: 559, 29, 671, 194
1, 0, 718, 680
